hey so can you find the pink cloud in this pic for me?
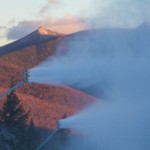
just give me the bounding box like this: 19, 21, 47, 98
45, 16, 88, 34
7, 16, 88, 40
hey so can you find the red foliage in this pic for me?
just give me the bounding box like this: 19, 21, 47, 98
0, 38, 94, 129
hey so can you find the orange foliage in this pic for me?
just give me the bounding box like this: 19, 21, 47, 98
0, 37, 94, 129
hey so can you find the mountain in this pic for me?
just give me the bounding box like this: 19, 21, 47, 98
3, 24, 149, 130
0, 27, 65, 56
0, 27, 94, 130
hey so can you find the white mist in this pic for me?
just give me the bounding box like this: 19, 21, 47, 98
29, 27, 150, 150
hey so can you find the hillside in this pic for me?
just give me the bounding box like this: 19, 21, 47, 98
0, 27, 65, 56
0, 27, 94, 129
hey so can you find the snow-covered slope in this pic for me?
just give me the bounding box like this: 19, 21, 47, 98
37, 27, 64, 36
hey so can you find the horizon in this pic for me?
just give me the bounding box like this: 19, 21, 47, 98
1, 22, 150, 48
1, 0, 150, 46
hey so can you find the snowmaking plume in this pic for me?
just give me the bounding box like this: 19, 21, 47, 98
29, 25, 150, 150
30, 26, 150, 98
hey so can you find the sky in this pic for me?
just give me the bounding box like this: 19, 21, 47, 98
0, 0, 150, 46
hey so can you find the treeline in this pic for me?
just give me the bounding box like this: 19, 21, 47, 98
0, 90, 70, 150
0, 36, 92, 149
0, 90, 39, 149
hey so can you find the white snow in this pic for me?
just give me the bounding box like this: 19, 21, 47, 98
37, 27, 62, 36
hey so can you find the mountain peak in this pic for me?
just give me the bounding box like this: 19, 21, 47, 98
0, 26, 65, 55
37, 27, 50, 35
36, 26, 64, 36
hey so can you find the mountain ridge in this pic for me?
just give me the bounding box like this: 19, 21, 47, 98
2, 24, 149, 129
0, 27, 94, 130
36, 26, 65, 36
0, 27, 66, 56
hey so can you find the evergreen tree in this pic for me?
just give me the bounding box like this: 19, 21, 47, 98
0, 90, 28, 150
1, 91, 28, 127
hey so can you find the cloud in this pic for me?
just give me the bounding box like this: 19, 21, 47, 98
39, 5, 50, 14
8, 19, 16, 25
46, 16, 87, 34
38, 0, 150, 29
7, 21, 38, 40
39, 0, 60, 14
7, 16, 87, 40
0, 26, 9, 46
29, 25, 150, 150
0, 26, 6, 39
84, 0, 150, 28
0, 26, 6, 30
48, 0, 59, 4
